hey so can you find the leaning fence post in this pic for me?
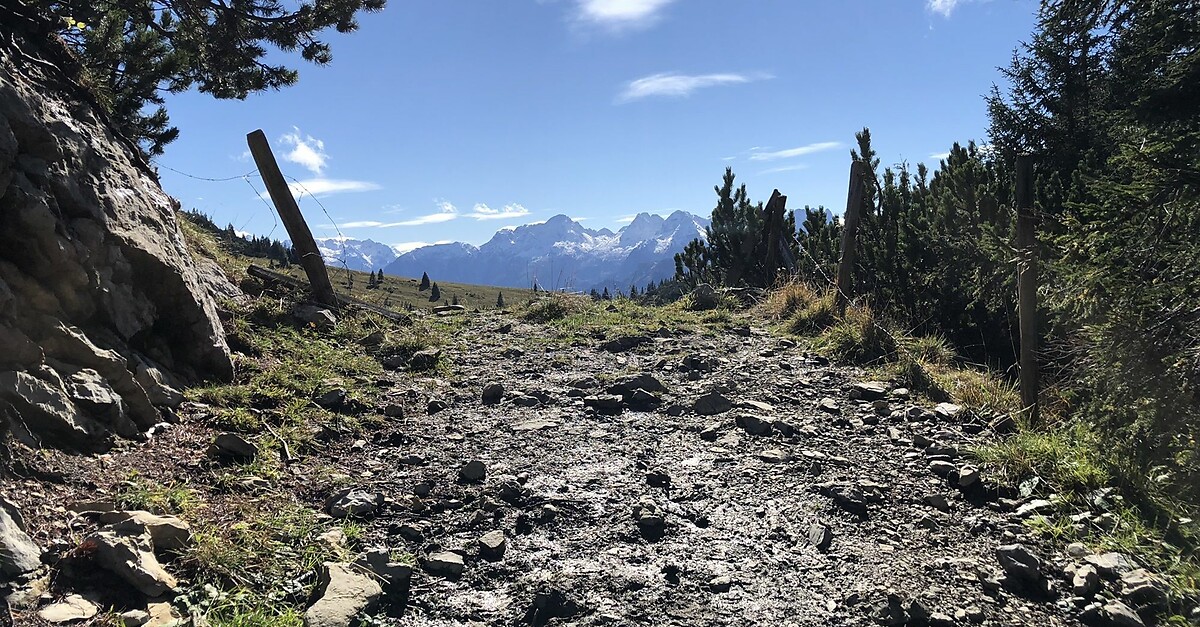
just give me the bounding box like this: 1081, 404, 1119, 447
246, 129, 338, 307
1015, 154, 1039, 424
835, 161, 867, 315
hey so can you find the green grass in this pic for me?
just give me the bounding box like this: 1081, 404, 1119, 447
518, 294, 739, 346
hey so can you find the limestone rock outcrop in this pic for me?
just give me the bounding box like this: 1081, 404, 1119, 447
0, 4, 233, 450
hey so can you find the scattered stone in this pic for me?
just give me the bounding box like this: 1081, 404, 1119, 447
736, 414, 773, 436
957, 466, 981, 488
929, 460, 956, 477
817, 483, 868, 517
1066, 542, 1090, 559
513, 419, 558, 432
699, 424, 721, 441
708, 575, 733, 593
933, 402, 963, 419
119, 609, 150, 627
632, 499, 666, 539
817, 397, 840, 414
1085, 552, 1136, 577
808, 523, 833, 552
0, 503, 41, 576
432, 305, 465, 314
926, 494, 951, 512
86, 529, 177, 597
314, 387, 347, 409
355, 548, 413, 595
1073, 563, 1101, 598
408, 349, 441, 371
423, 551, 465, 577
481, 382, 504, 405
525, 585, 586, 624
305, 562, 383, 627
207, 432, 257, 461
1016, 499, 1055, 518
1101, 600, 1146, 627
382, 403, 404, 418
758, 449, 789, 463
325, 488, 382, 519
294, 304, 337, 328
478, 530, 507, 560
849, 381, 888, 401
689, 284, 721, 310
97, 511, 192, 552
1120, 568, 1169, 608
995, 544, 1047, 593
584, 394, 623, 414
608, 373, 666, 396
37, 594, 99, 623
928, 612, 954, 627
693, 391, 733, 416
459, 460, 487, 483
145, 602, 178, 627
600, 335, 651, 352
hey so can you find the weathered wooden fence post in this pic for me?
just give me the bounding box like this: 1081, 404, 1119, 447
763, 189, 786, 286
246, 129, 338, 307
835, 160, 867, 315
1015, 154, 1039, 423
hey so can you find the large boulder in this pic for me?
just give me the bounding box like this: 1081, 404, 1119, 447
0, 8, 233, 450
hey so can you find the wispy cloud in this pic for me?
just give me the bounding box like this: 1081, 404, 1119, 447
575, 0, 674, 30
927, 0, 975, 17
335, 201, 459, 228
618, 71, 771, 103
614, 214, 638, 224
759, 164, 810, 175
467, 203, 531, 220
929, 151, 951, 161
749, 141, 842, 161
286, 178, 380, 198
278, 127, 328, 175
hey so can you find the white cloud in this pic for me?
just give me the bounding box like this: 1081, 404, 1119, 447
336, 201, 459, 228
759, 164, 810, 175
929, 151, 951, 161
278, 127, 328, 175
618, 72, 771, 103
614, 215, 638, 223
286, 178, 380, 198
467, 203, 531, 220
749, 141, 842, 161
576, 0, 674, 30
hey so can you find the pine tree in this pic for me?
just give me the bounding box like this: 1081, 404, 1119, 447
601, 287, 611, 300
376, 269, 384, 285
496, 292, 506, 308
368, 270, 376, 288
451, 294, 460, 306
419, 272, 431, 291
429, 282, 440, 302
589, 288, 600, 300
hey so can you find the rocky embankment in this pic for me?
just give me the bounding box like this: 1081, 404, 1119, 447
2, 303, 1186, 626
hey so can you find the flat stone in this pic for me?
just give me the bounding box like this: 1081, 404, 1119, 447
583, 394, 623, 414
1120, 568, 1168, 607
1016, 499, 1055, 518
0, 503, 41, 576
708, 575, 733, 593
928, 460, 956, 477
849, 381, 888, 401
37, 594, 99, 623
693, 391, 732, 416
1085, 552, 1136, 577
325, 488, 382, 519
808, 524, 833, 552
423, 551, 465, 577
97, 511, 191, 552
513, 419, 558, 432
736, 414, 773, 436
933, 402, 963, 419
207, 432, 257, 460
1101, 600, 1146, 627
86, 530, 177, 597
759, 449, 789, 463
478, 530, 507, 559
995, 544, 1046, 590
305, 562, 383, 627
817, 397, 840, 414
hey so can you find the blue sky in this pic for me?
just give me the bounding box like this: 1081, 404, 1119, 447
156, 0, 1038, 251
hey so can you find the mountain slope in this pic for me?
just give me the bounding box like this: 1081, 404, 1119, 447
384, 211, 709, 291
310, 238, 401, 272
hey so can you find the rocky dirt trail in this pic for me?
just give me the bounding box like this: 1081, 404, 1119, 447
323, 311, 1083, 626
9, 306, 1163, 626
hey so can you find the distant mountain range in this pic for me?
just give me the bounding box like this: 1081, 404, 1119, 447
364, 211, 709, 292
310, 238, 401, 273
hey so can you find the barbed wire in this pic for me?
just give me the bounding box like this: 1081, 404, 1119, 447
156, 163, 259, 182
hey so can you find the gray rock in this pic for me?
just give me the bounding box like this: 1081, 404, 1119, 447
736, 414, 773, 436
929, 460, 956, 477
37, 594, 99, 623
933, 402, 963, 419
325, 488, 382, 519
995, 544, 1046, 591
478, 530, 506, 559
817, 397, 840, 414
513, 419, 559, 432
758, 449, 789, 463
0, 369, 106, 447
689, 284, 721, 310
97, 510, 192, 552
1119, 568, 1168, 608
207, 432, 257, 460
599, 334, 651, 352
0, 503, 41, 576
1085, 552, 1136, 577
305, 562, 382, 627
624, 388, 662, 410
458, 460, 487, 483
708, 575, 733, 593
294, 304, 337, 328
608, 373, 666, 396
808, 523, 833, 552
408, 349, 441, 371
423, 551, 465, 577
355, 548, 413, 595
693, 391, 732, 416
1066, 542, 1090, 558
926, 494, 952, 511
583, 394, 623, 414
119, 609, 150, 627
314, 387, 347, 409
849, 381, 888, 401
957, 466, 980, 488
1073, 563, 1101, 598
817, 483, 867, 517
481, 382, 504, 405
86, 529, 177, 597
1101, 600, 1146, 627
1015, 499, 1055, 518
